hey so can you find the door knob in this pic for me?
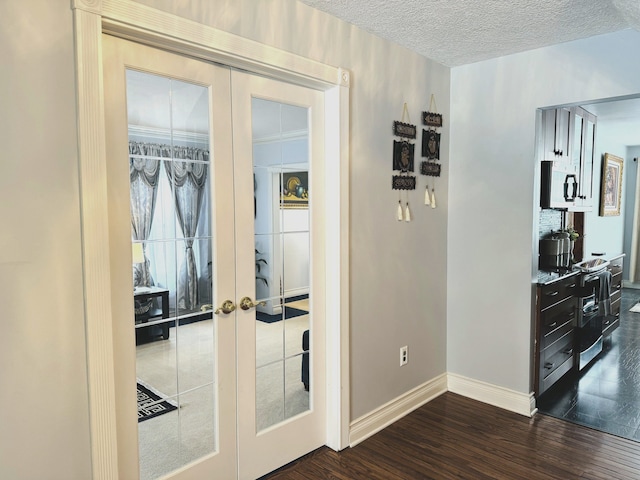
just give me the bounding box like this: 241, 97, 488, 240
214, 300, 236, 315
239, 296, 267, 311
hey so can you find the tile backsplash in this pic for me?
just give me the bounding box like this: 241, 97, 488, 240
539, 209, 563, 239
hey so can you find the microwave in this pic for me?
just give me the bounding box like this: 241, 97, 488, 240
540, 160, 579, 209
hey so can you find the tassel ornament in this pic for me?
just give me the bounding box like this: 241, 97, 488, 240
424, 186, 431, 206
430, 188, 437, 209
397, 200, 403, 221
405, 202, 411, 222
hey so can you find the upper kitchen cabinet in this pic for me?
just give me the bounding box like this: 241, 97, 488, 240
572, 107, 596, 211
542, 107, 571, 163
540, 106, 596, 211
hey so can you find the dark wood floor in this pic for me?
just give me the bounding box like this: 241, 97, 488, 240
262, 392, 640, 479
538, 288, 640, 441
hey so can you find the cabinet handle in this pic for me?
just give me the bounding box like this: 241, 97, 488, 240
568, 283, 576, 288
546, 291, 559, 297
548, 322, 557, 328
544, 362, 555, 370
615, 313, 620, 318
604, 319, 610, 326
563, 348, 573, 356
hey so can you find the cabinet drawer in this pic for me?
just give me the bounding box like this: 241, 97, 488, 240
542, 329, 574, 366
541, 297, 575, 346
540, 276, 578, 310
604, 297, 621, 337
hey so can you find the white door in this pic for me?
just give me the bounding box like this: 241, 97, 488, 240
103, 35, 326, 480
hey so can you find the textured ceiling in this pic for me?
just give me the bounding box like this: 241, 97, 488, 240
297, 0, 640, 67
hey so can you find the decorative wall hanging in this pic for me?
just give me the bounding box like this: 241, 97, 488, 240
392, 103, 416, 221
421, 129, 440, 160
393, 121, 417, 139
599, 153, 623, 216
422, 94, 443, 128
420, 161, 441, 177
422, 111, 443, 128
392, 175, 416, 190
393, 140, 415, 172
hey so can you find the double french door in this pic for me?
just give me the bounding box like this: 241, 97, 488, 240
103, 35, 326, 480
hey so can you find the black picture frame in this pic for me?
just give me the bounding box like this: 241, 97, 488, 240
392, 175, 416, 190
422, 111, 443, 128
393, 121, 417, 139
420, 161, 441, 177
393, 140, 415, 172
422, 129, 440, 160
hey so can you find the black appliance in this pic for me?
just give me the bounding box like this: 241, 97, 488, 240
574, 262, 612, 370
539, 232, 571, 269
540, 160, 579, 209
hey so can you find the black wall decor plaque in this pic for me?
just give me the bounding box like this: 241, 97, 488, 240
422, 129, 440, 160
393, 121, 417, 139
420, 161, 441, 177
393, 140, 415, 172
422, 111, 443, 127
392, 175, 416, 190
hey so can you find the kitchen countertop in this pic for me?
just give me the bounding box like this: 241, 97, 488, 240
536, 253, 625, 286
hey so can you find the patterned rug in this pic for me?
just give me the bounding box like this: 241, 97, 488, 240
256, 306, 308, 323
137, 382, 177, 422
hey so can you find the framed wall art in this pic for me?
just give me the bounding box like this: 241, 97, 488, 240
281, 171, 309, 209
599, 153, 623, 217
393, 140, 415, 172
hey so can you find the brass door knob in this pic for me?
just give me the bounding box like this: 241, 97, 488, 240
239, 296, 267, 311
214, 300, 236, 315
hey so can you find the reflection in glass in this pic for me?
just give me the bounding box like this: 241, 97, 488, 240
126, 69, 215, 480
252, 98, 311, 431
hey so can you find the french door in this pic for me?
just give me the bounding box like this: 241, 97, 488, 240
103, 35, 326, 480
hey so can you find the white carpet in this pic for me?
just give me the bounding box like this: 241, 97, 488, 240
136, 306, 310, 480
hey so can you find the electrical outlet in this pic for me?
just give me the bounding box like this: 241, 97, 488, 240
400, 346, 408, 366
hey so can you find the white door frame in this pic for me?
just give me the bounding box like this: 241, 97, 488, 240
71, 0, 350, 478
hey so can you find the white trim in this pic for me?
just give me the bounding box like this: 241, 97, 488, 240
348, 374, 448, 447
100, 0, 342, 89
72, 5, 119, 479
447, 373, 536, 417
73, 0, 351, 476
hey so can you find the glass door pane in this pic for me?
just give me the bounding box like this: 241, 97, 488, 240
126, 69, 216, 479
252, 98, 311, 431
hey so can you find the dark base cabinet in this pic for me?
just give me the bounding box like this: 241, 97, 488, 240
604, 257, 623, 338
534, 274, 579, 396
534, 254, 625, 396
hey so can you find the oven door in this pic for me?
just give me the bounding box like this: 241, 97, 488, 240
576, 311, 603, 370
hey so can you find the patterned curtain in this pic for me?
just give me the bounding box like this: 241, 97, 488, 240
129, 142, 168, 289
165, 146, 209, 310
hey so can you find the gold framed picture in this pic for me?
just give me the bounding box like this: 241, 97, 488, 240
280, 171, 308, 209
599, 153, 623, 217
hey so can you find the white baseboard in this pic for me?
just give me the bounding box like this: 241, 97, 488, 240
348, 373, 447, 447
348, 373, 536, 447
447, 373, 536, 417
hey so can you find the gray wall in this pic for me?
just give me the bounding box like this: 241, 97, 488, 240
1, 1, 450, 477
623, 146, 640, 279
449, 30, 640, 394
583, 125, 627, 258
0, 0, 93, 479
134, 0, 451, 419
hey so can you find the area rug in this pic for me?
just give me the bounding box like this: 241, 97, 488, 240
630, 303, 640, 313
256, 306, 308, 324
137, 382, 177, 422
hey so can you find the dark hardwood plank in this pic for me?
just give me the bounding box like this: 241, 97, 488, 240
261, 392, 640, 479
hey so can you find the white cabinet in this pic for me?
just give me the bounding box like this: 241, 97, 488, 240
573, 107, 596, 211
540, 106, 596, 211
542, 107, 571, 163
